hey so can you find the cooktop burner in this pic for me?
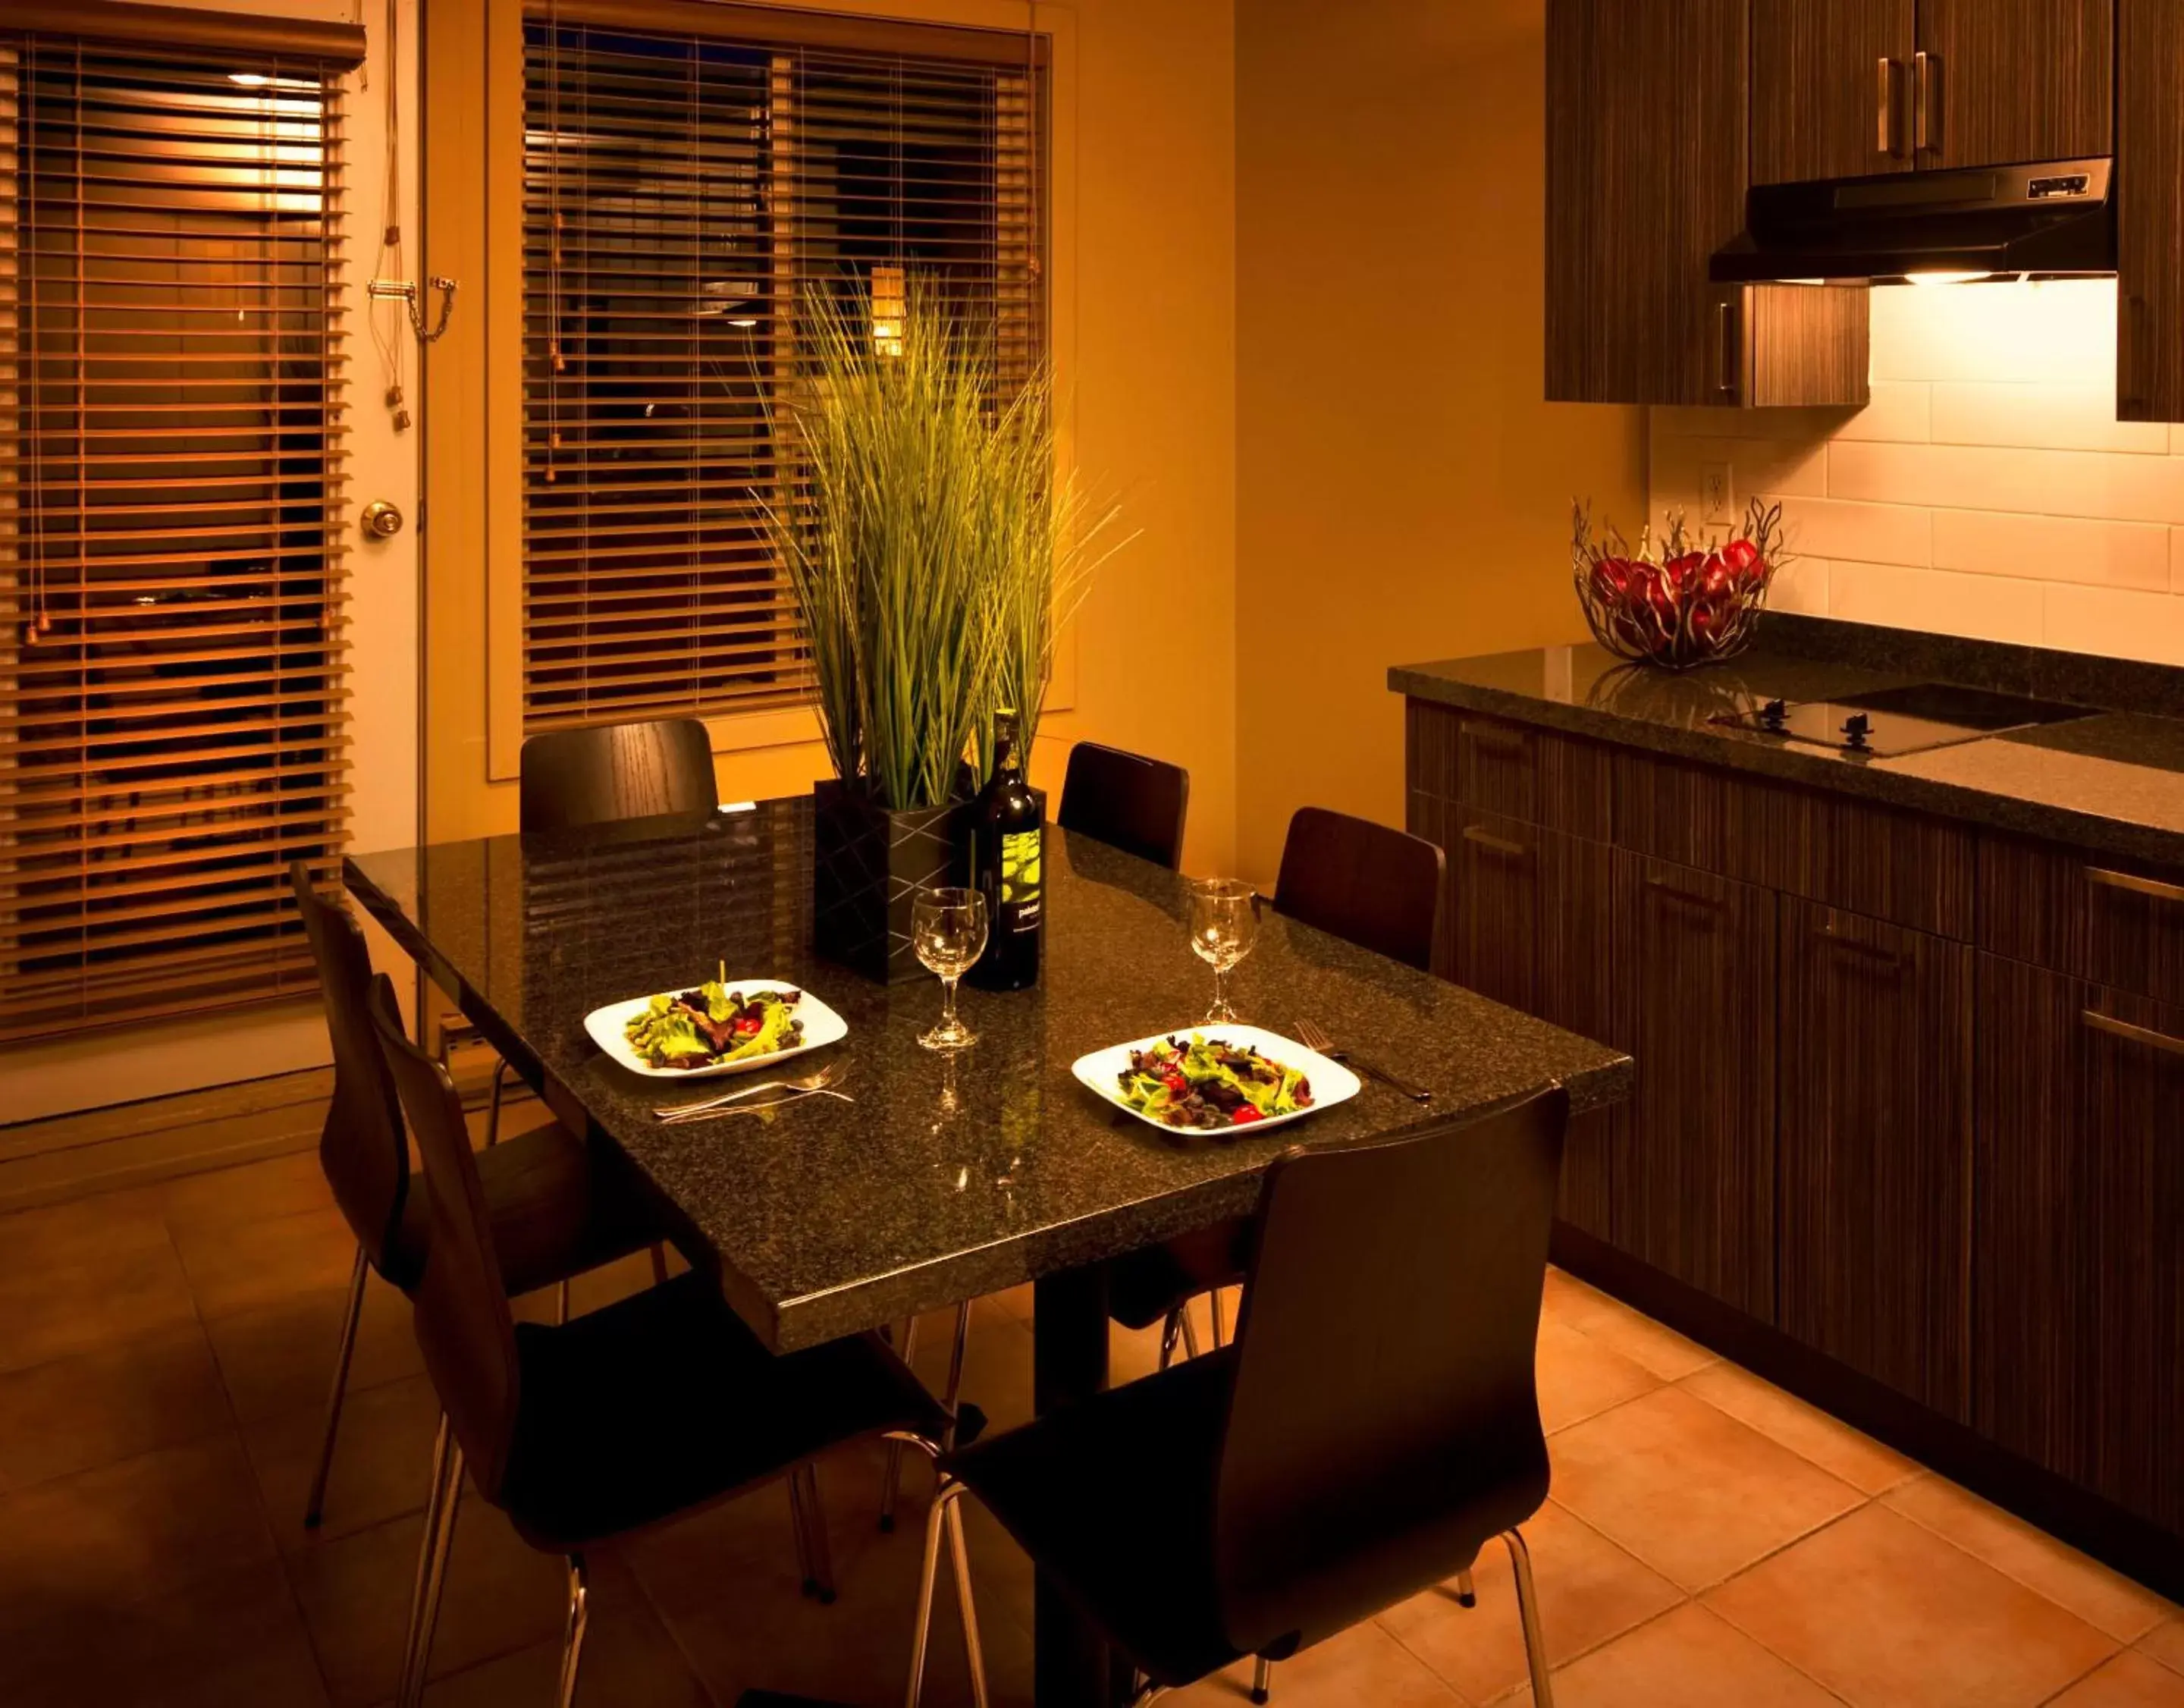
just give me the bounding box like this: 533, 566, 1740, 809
1712, 682, 2095, 758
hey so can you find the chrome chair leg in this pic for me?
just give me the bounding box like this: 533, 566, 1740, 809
881, 1304, 970, 1531
399, 1418, 466, 1708
790, 1462, 836, 1603
1454, 1565, 1477, 1607
943, 1483, 989, 1708
485, 1057, 513, 1147
1504, 1526, 1555, 1708
557, 1279, 571, 1324
554, 1553, 591, 1708
303, 1243, 369, 1527
1158, 1308, 1183, 1370
905, 1476, 987, 1708
649, 1242, 670, 1283
1180, 1306, 1202, 1360
1250, 1655, 1272, 1704
1210, 1288, 1228, 1349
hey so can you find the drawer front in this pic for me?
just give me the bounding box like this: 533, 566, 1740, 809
1406, 703, 1613, 839
1980, 837, 2184, 1005
1456, 715, 1539, 823
1614, 748, 1975, 939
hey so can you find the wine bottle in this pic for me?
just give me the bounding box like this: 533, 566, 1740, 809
969, 707, 1042, 991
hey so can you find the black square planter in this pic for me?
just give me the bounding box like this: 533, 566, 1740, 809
812, 777, 970, 983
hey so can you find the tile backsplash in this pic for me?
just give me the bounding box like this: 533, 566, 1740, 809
1649, 278, 2184, 667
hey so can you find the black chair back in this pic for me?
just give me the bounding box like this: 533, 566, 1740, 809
518, 717, 717, 832
368, 975, 527, 1506
1213, 1088, 1568, 1656
1272, 806, 1443, 972
291, 862, 410, 1273
1057, 742, 1190, 870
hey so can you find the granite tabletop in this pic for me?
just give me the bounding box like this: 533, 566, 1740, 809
1390, 629, 2184, 870
347, 802, 1630, 1352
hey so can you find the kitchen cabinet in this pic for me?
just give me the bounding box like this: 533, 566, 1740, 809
1545, 0, 1868, 408
1451, 810, 1539, 1015
1916, 0, 2113, 171
1974, 955, 2184, 1533
1613, 852, 1778, 1320
1778, 899, 1973, 1418
1540, 829, 1621, 1241
2119, 0, 2184, 422
1752, 0, 1917, 186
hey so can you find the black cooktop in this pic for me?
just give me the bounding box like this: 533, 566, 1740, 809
1713, 682, 2095, 758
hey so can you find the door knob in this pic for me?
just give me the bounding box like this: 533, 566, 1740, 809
361, 500, 404, 540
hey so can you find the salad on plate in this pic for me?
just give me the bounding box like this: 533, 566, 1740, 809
623, 965, 806, 1070
1115, 1033, 1313, 1132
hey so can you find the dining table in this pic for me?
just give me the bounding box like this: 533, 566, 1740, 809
345, 796, 1633, 1708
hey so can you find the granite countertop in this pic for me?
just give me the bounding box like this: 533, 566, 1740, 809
1390, 622, 2184, 870
348, 802, 1630, 1352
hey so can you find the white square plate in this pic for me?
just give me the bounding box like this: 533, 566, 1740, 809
582, 979, 849, 1079
1071, 1025, 1360, 1135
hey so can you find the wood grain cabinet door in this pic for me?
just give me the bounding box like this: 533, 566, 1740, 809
1541, 829, 1621, 1242
1752, 0, 1918, 185
2119, 0, 2184, 422
1778, 900, 1973, 1419
1973, 954, 2184, 1534
1915, 0, 2113, 170
1545, 0, 1748, 404
1451, 810, 1541, 1016
1613, 852, 1778, 1320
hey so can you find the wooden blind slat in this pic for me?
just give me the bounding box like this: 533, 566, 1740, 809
519, 14, 1046, 733
0, 29, 349, 1046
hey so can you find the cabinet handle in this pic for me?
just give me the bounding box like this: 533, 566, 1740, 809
2120, 293, 2148, 411
1461, 824, 1530, 859
1644, 873, 1726, 911
1458, 721, 1530, 756
1714, 298, 1738, 400
1876, 57, 1903, 157
1816, 921, 1904, 970
2085, 865, 2184, 906
2083, 1009, 2184, 1059
1913, 50, 1935, 155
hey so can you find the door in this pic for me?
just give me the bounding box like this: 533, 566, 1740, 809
1752, 0, 1918, 185
2119, 0, 2184, 423
1612, 852, 1777, 1319
1541, 830, 1619, 1241
1974, 955, 2184, 1533
1545, 0, 1748, 404
1451, 810, 1539, 1015
1915, 0, 2113, 169
1778, 900, 1972, 1418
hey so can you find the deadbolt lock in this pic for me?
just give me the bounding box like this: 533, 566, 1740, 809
361, 500, 405, 540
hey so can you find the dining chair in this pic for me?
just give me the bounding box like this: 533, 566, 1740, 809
290, 864, 664, 1530
1057, 740, 1191, 870
482, 717, 720, 1147
366, 980, 981, 1708
910, 1088, 1571, 1708
876, 739, 1191, 1533
1272, 805, 1445, 973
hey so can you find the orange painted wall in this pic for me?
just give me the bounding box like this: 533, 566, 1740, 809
1232, 0, 1644, 887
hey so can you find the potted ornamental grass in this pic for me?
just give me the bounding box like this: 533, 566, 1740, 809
766, 277, 1111, 981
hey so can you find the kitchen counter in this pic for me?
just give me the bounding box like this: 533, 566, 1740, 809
1390, 619, 2184, 870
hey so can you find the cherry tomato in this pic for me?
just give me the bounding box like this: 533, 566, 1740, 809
1163, 1072, 1189, 1094
734, 1016, 763, 1036
1230, 1107, 1264, 1125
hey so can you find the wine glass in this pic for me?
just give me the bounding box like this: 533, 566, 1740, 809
1188, 877, 1258, 1025
912, 886, 988, 1050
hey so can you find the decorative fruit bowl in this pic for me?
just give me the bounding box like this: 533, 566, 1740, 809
1572, 499, 1787, 671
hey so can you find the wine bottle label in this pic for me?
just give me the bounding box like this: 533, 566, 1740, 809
1000, 827, 1043, 930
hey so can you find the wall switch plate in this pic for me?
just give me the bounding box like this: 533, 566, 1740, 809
1699, 461, 1734, 526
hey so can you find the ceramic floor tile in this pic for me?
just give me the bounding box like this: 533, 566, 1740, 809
1679, 1360, 1920, 1496
1706, 1504, 2120, 1708
2141, 1622, 2184, 1676
1545, 1601, 1844, 1708
0, 1558, 330, 1708
1177, 1619, 1469, 1708
1377, 1499, 1682, 1703
1541, 1270, 1718, 1381
154, 1150, 335, 1232
202, 1270, 422, 1424
287, 1502, 570, 1708
242, 1370, 442, 1551
0, 1433, 279, 1635
0, 1238, 199, 1375
1548, 1386, 1864, 1590
0, 1322, 231, 1492
171, 1204, 362, 1321
1536, 1316, 1663, 1435
0, 1190, 174, 1278
2048, 1651, 2184, 1708
1882, 1475, 2177, 1644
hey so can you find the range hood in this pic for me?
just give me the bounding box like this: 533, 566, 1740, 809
1711, 157, 2115, 284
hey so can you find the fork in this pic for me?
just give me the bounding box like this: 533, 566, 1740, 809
652, 1061, 846, 1122
1294, 1018, 1432, 1104
657, 1085, 857, 1126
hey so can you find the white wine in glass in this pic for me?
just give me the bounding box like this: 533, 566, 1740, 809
1188, 877, 1258, 1024
912, 887, 989, 1050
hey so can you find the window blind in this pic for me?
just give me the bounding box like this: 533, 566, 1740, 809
0, 30, 351, 1044
521, 6, 1045, 731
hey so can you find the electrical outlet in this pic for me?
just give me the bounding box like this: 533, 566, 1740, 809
1699, 461, 1734, 526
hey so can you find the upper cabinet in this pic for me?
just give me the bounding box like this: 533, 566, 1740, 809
2118, 0, 2184, 422
1546, 0, 1869, 408
1753, 0, 1917, 186
1753, 0, 2110, 187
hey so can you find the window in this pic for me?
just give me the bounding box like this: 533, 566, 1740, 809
519, 4, 1045, 733
0, 16, 361, 1045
